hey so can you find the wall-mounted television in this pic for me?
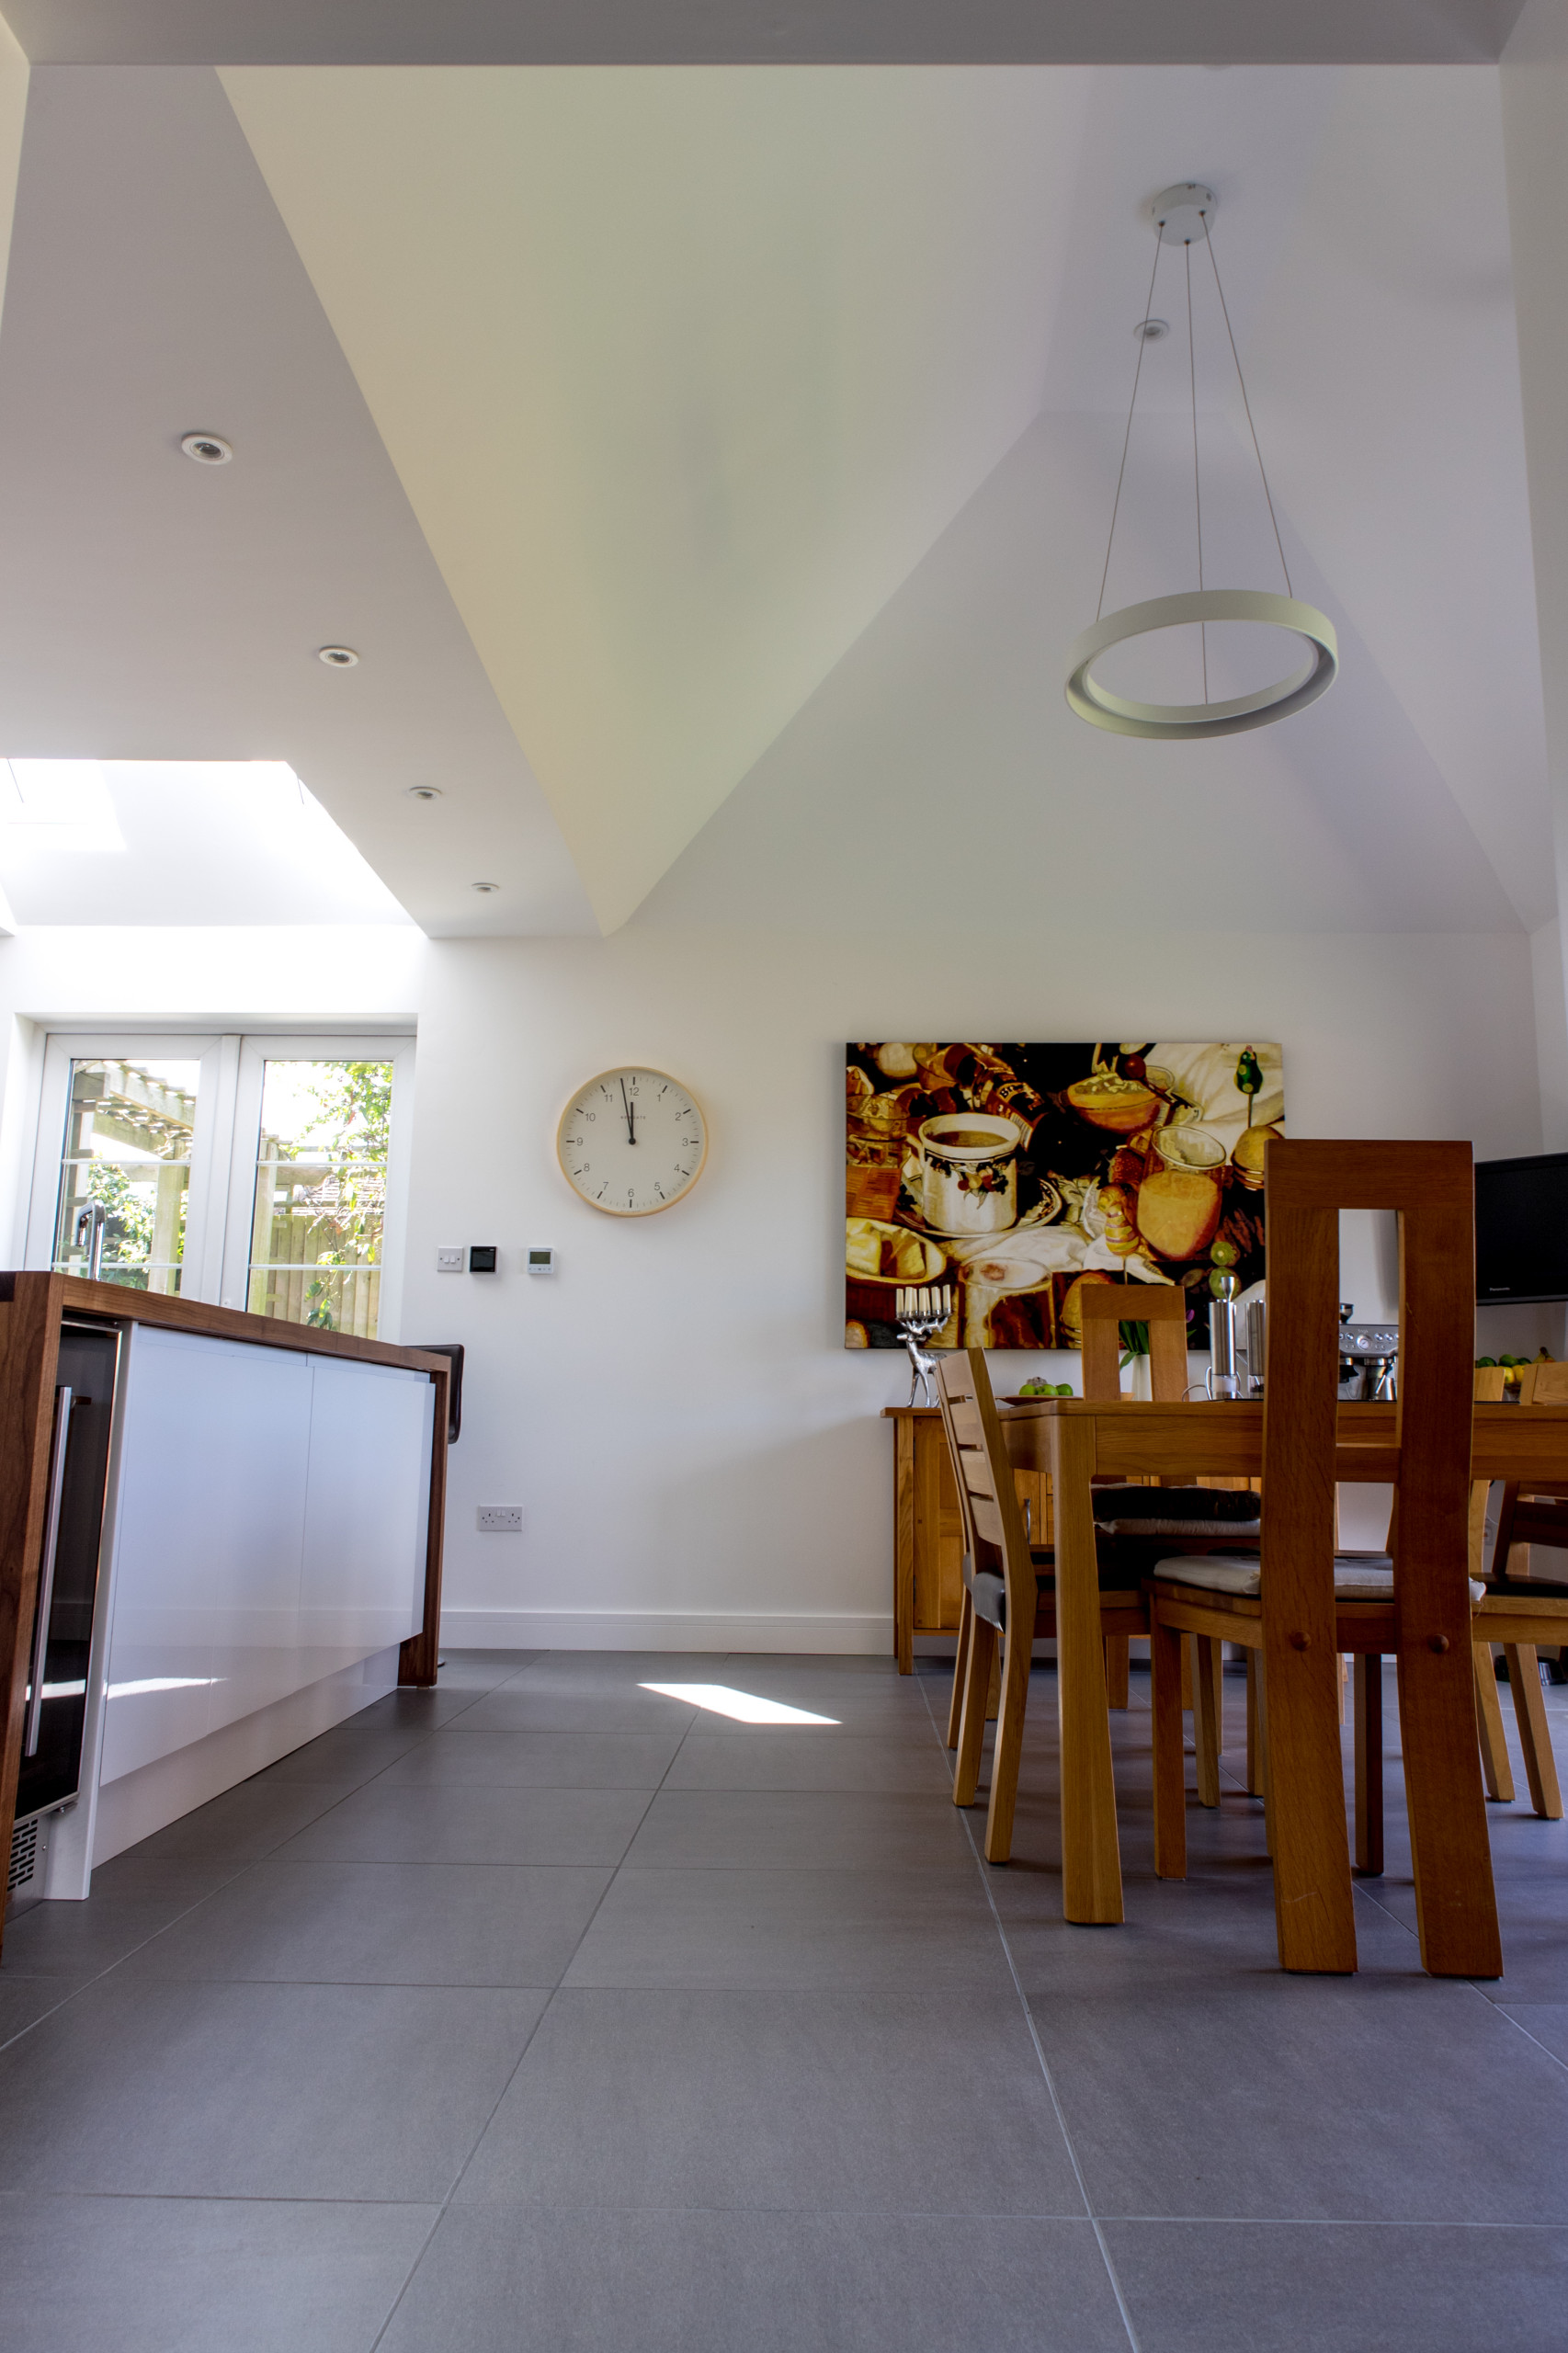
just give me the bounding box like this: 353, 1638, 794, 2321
1476, 1153, 1568, 1303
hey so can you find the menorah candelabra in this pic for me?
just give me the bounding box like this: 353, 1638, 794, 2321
895, 1283, 952, 1407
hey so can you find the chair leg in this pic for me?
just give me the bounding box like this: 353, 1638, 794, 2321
1104, 1633, 1131, 1710
1244, 1649, 1262, 1796
986, 1641, 1002, 1721
983, 1616, 1034, 1864
1194, 1636, 1221, 1807
946, 1591, 972, 1750
1256, 1648, 1275, 1859
1180, 1635, 1194, 1712
1150, 1609, 1187, 1878
1473, 1642, 1515, 1802
1505, 1643, 1564, 1821
952, 1613, 995, 1807
1353, 1654, 1383, 1877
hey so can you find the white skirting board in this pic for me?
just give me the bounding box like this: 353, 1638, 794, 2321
46, 1645, 404, 1889
441, 1608, 894, 1654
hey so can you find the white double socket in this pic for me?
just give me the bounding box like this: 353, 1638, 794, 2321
477, 1505, 523, 1532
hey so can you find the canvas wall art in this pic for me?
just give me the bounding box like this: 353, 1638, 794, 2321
846, 1041, 1284, 1349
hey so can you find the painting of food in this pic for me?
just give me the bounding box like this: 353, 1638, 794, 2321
845, 1042, 1283, 1348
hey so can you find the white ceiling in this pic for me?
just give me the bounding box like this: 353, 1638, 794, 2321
0, 1, 1530, 67
0, 44, 1551, 939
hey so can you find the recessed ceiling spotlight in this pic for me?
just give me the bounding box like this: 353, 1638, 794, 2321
471, 881, 500, 894
180, 432, 233, 464
1134, 318, 1169, 341
317, 646, 358, 668
407, 784, 443, 801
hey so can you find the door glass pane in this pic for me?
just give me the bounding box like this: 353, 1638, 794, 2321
247, 1060, 392, 1336
52, 1058, 201, 1292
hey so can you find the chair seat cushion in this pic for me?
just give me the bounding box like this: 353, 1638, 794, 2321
1092, 1484, 1260, 1528
1153, 1552, 1486, 1603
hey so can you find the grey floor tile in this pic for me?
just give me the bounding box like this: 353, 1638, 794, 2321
1035, 1975, 1568, 2223
457, 1986, 1085, 2215
278, 1781, 651, 1867
0, 2190, 436, 2353
563, 1865, 1014, 1990
507, 1650, 730, 1684
253, 1721, 436, 1784
623, 1787, 971, 1870
128, 1776, 358, 1864
0, 1977, 545, 2200
1104, 2218, 1568, 2353
665, 1730, 954, 1792
117, 1859, 611, 1986
1492, 2001, 1568, 2067
0, 1971, 84, 2046
349, 1685, 488, 1731
687, 1681, 940, 1738
381, 1727, 684, 1788
0, 1892, 204, 1979
449, 1687, 699, 1735
74, 1849, 245, 1904
434, 1648, 540, 1688
381, 2207, 1128, 2353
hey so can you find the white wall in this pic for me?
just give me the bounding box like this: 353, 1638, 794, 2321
0, 917, 1543, 1654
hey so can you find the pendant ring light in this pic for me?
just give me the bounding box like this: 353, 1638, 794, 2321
1065, 185, 1337, 741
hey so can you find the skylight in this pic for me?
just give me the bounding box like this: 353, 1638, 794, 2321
0, 759, 412, 926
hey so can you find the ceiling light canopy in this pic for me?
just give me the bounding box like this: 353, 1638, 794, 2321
179, 431, 232, 464
1066, 183, 1337, 742
317, 644, 358, 667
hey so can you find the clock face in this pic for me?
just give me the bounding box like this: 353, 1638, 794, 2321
557, 1068, 708, 1217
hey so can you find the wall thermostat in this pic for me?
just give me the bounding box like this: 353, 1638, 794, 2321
528, 1247, 556, 1276
468, 1245, 498, 1274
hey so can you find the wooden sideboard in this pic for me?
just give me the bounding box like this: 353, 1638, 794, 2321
882, 1405, 1054, 1673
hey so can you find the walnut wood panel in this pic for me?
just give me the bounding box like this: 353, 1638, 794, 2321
0, 1276, 66, 1961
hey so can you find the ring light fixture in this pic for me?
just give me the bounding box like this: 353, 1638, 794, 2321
1067, 184, 1337, 741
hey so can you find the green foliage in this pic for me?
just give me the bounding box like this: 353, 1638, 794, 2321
269, 1062, 392, 1334
86, 1160, 155, 1268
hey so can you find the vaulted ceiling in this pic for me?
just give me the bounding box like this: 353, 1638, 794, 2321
0, 4, 1550, 937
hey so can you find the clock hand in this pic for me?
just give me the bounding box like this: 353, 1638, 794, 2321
619, 1076, 636, 1144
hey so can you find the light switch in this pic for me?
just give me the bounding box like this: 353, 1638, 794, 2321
436, 1246, 464, 1272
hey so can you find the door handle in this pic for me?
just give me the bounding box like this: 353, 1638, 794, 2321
24, 1385, 73, 1757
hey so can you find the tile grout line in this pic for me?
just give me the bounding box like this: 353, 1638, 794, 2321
366, 1666, 709, 2352
915, 1667, 1143, 2353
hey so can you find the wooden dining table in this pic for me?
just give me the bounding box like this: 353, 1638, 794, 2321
1000, 1393, 1568, 1937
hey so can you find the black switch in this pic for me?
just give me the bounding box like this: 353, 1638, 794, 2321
468, 1245, 498, 1274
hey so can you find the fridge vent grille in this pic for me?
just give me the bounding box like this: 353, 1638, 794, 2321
7, 1814, 39, 1893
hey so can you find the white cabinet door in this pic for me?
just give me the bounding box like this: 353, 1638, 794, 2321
101, 1327, 313, 1782
300, 1354, 430, 1676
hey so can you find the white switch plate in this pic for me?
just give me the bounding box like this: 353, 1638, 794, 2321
437, 1246, 464, 1272
477, 1506, 523, 1532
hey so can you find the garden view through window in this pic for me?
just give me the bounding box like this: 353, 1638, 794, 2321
51, 1048, 397, 1337
54, 1058, 200, 1295
246, 1059, 392, 1336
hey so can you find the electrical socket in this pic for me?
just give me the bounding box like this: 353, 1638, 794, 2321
477, 1506, 523, 1532
436, 1246, 464, 1272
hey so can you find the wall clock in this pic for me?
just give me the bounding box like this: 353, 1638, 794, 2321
557, 1068, 708, 1217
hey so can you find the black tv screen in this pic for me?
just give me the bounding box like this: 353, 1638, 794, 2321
1476, 1153, 1568, 1303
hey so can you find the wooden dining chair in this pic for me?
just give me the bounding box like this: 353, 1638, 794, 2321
937, 1347, 1147, 1859
1471, 1356, 1568, 1819
937, 1340, 1262, 1864
1146, 1139, 1500, 1976
941, 1279, 1199, 1751
1081, 1280, 1260, 1794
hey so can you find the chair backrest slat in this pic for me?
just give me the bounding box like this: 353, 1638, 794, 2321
936, 1347, 1035, 1628
1079, 1280, 1190, 1405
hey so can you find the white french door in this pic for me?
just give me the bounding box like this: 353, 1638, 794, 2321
27, 1032, 414, 1340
